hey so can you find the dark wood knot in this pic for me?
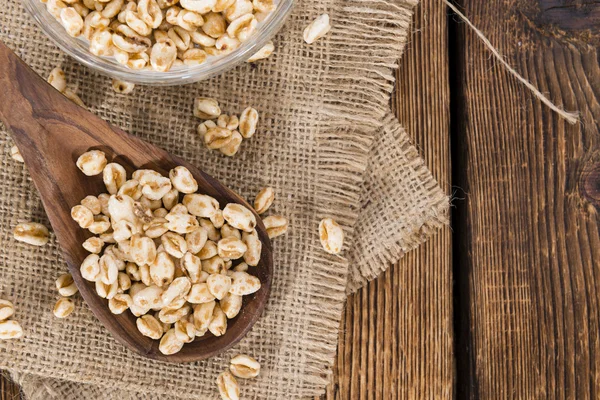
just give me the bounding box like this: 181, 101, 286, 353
580, 163, 600, 208
537, 0, 600, 34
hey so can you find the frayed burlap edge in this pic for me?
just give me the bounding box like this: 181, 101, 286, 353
346, 112, 449, 293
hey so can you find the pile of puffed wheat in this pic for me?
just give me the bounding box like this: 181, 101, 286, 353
44, 0, 279, 71
70, 149, 287, 355
42, 0, 332, 72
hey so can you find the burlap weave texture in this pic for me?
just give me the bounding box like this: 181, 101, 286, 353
0, 0, 448, 398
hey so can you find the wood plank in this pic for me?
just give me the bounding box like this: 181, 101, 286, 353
0, 372, 20, 400
452, 0, 600, 398
326, 0, 453, 398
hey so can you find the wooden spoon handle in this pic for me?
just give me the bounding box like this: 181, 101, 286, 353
0, 40, 96, 263
0, 41, 64, 146
0, 40, 122, 155
0, 40, 161, 356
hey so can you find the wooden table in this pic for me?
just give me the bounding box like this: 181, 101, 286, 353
4, 0, 600, 398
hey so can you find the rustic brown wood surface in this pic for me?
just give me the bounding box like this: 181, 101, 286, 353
453, 0, 600, 398
0, 40, 273, 364
0, 373, 19, 400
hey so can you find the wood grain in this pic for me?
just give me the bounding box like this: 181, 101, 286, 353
326, 0, 453, 398
535, 0, 600, 34
0, 40, 273, 364
453, 0, 600, 398
0, 373, 20, 400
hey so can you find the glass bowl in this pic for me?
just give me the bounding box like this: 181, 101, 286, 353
22, 0, 294, 86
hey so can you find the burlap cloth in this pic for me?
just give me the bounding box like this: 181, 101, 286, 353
0, 0, 448, 398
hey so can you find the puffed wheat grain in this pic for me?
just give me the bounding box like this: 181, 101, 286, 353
219, 130, 243, 157
208, 302, 227, 336
183, 194, 219, 218
47, 67, 67, 92
53, 297, 75, 318
206, 273, 231, 300
229, 354, 260, 379
221, 224, 241, 239
262, 215, 288, 239
10, 146, 24, 163
0, 300, 15, 322
238, 107, 258, 138
111, 78, 135, 94
109, 293, 133, 314
96, 279, 119, 299
224, 0, 252, 22
81, 254, 101, 281
247, 40, 274, 62
150, 40, 177, 72
204, 127, 234, 150
186, 227, 208, 254
217, 114, 239, 130
71, 204, 94, 228
220, 293, 242, 319
193, 97, 221, 120
229, 271, 261, 296
137, 314, 164, 339
150, 252, 176, 287
174, 317, 196, 343
223, 203, 256, 233
217, 237, 247, 260
318, 217, 344, 254
77, 150, 107, 176
159, 327, 184, 355
81, 195, 102, 215
202, 255, 224, 275
180, 0, 215, 14
158, 303, 191, 323
169, 166, 198, 193
216, 370, 240, 400
13, 222, 49, 246
60, 7, 84, 36
103, 163, 127, 194
0, 320, 23, 340
192, 300, 214, 335
56, 273, 79, 297
161, 276, 192, 307
200, 219, 221, 242
253, 187, 273, 214
242, 230, 261, 266
186, 282, 216, 303
303, 14, 331, 44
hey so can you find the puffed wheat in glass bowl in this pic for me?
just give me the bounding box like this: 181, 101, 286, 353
22, 0, 294, 86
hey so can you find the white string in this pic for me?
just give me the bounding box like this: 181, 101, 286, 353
443, 0, 579, 125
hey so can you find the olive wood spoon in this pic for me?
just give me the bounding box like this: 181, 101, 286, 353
0, 40, 272, 362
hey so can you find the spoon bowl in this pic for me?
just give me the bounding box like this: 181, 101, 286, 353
0, 40, 273, 362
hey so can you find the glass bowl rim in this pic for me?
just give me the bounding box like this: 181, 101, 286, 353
22, 0, 295, 86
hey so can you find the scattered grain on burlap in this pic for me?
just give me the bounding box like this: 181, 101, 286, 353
0, 0, 448, 398
10, 110, 449, 400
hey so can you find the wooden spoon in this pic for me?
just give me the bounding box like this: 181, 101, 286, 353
0, 41, 273, 362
